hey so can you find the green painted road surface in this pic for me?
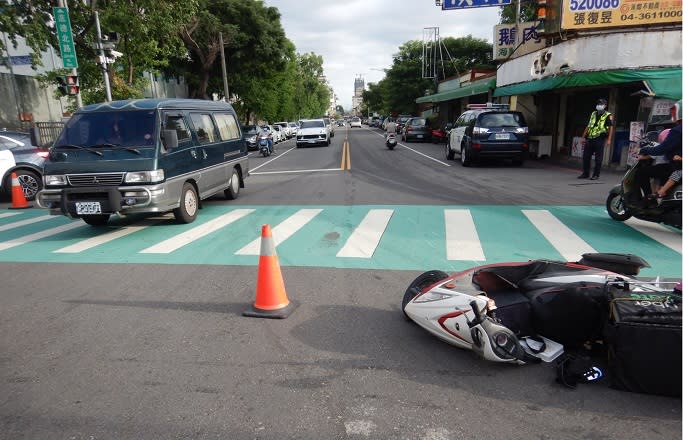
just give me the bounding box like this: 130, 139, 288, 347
0, 205, 680, 277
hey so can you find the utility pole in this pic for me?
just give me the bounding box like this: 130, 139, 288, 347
94, 11, 112, 102
219, 32, 230, 102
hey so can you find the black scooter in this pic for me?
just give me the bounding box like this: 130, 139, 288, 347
606, 158, 682, 229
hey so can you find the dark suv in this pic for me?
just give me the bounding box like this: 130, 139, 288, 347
446, 106, 528, 166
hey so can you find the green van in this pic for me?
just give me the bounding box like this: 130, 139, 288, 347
36, 98, 249, 226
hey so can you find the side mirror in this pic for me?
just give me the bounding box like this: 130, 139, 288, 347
161, 129, 178, 151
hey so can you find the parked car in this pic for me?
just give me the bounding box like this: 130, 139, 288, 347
296, 119, 330, 147
401, 117, 431, 142
274, 121, 292, 138
261, 125, 282, 144
288, 122, 299, 136
446, 104, 529, 166
322, 116, 335, 138
271, 124, 285, 143
242, 125, 262, 151
349, 117, 362, 128
396, 114, 412, 134
0, 130, 49, 200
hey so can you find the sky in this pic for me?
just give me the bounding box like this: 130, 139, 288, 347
265, 0, 502, 110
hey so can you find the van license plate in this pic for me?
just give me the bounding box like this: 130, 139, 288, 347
417, 134, 423, 138
76, 202, 102, 215
495, 133, 511, 140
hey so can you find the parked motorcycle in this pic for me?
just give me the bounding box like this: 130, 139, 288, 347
605, 136, 681, 229
386, 133, 397, 150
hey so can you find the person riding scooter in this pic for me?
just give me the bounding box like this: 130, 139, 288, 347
637, 100, 682, 204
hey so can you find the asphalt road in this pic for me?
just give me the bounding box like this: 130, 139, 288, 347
1, 126, 681, 439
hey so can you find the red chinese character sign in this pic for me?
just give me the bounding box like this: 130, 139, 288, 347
561, 0, 682, 29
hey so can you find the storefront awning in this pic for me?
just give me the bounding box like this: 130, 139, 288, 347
416, 78, 496, 104
493, 68, 682, 100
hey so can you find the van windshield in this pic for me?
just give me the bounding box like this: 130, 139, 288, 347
54, 110, 157, 148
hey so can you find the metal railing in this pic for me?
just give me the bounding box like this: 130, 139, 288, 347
34, 121, 65, 145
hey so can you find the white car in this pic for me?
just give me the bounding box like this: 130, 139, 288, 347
262, 125, 282, 143
296, 119, 330, 147
274, 122, 292, 138
271, 124, 285, 143
349, 117, 362, 128
288, 122, 298, 136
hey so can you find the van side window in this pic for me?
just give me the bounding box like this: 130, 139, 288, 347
189, 113, 218, 145
164, 114, 192, 143
214, 113, 240, 141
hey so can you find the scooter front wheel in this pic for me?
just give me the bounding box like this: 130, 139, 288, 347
606, 192, 632, 221
402, 270, 450, 320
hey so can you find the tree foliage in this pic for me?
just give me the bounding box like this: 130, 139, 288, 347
362, 36, 495, 116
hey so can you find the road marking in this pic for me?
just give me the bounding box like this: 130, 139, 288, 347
444, 209, 485, 260
140, 209, 255, 254
371, 130, 451, 167
340, 141, 351, 170
337, 209, 394, 258
0, 212, 23, 220
54, 219, 164, 253
0, 215, 53, 232
0, 222, 83, 252
251, 168, 342, 175
250, 146, 296, 172
625, 217, 682, 253
523, 209, 596, 261
235, 208, 323, 255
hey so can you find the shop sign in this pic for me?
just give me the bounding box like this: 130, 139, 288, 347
493, 22, 545, 60
627, 120, 645, 166
561, 0, 683, 30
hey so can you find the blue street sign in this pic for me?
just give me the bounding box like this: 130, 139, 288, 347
442, 0, 511, 10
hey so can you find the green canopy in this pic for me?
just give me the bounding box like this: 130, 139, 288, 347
494, 68, 682, 100
416, 78, 496, 104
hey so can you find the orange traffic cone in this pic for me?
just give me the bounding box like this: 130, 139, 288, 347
243, 224, 298, 319
8, 172, 32, 209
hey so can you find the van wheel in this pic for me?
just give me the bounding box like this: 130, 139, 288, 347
82, 215, 110, 226
174, 182, 198, 224
224, 168, 240, 200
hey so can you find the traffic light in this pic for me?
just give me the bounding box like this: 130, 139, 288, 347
56, 75, 79, 96
65, 75, 79, 95
536, 0, 547, 34
56, 76, 68, 96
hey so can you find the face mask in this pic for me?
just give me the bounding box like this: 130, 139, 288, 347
596, 104, 606, 111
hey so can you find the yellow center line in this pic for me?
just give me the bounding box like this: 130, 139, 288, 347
340, 141, 351, 171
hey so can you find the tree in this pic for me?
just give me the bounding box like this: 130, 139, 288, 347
4, 0, 196, 105
367, 36, 496, 115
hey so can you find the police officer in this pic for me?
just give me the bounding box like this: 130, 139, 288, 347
579, 98, 614, 180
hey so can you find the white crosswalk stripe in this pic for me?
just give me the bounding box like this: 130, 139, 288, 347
0, 212, 22, 220
337, 209, 394, 258
0, 214, 52, 232
235, 208, 323, 255
445, 209, 485, 261
140, 209, 255, 254
522, 209, 596, 261
55, 219, 163, 253
625, 217, 682, 253
0, 222, 83, 252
